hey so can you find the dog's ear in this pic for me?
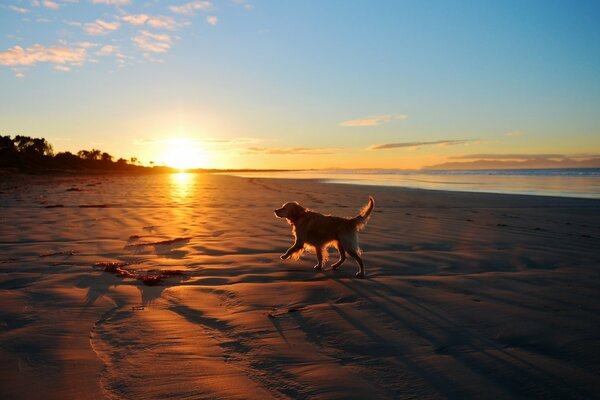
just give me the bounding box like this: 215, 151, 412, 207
288, 203, 305, 221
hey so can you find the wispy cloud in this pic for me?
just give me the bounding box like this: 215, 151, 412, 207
368, 139, 474, 150
340, 114, 407, 127
91, 0, 131, 5
0, 44, 86, 67
96, 45, 118, 55
121, 14, 148, 25
2, 0, 230, 76
42, 0, 60, 9
448, 153, 599, 160
132, 31, 172, 53
83, 19, 120, 35
121, 14, 181, 30
169, 1, 212, 15
77, 41, 100, 48
31, 0, 61, 10
8, 5, 29, 13
244, 147, 335, 155
505, 130, 524, 137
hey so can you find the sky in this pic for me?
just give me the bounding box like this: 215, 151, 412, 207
1, 0, 600, 170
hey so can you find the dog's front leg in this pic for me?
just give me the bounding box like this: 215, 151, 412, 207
281, 241, 303, 260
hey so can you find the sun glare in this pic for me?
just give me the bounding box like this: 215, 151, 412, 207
162, 139, 206, 171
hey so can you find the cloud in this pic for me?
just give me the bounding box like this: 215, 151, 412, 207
147, 16, 180, 30
42, 0, 60, 9
54, 64, 70, 71
121, 14, 181, 30
84, 19, 120, 35
132, 31, 171, 53
447, 153, 599, 160
77, 41, 99, 48
91, 0, 131, 5
169, 1, 212, 15
505, 130, 524, 137
340, 114, 407, 127
8, 5, 29, 13
0, 44, 86, 67
206, 16, 218, 25
96, 45, 117, 55
368, 139, 474, 150
31, 0, 60, 9
244, 147, 335, 155
121, 14, 148, 25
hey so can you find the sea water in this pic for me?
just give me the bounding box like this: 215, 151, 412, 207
227, 168, 600, 199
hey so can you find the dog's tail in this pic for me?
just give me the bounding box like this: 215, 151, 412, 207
352, 196, 374, 230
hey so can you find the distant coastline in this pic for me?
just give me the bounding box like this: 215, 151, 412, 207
225, 168, 600, 199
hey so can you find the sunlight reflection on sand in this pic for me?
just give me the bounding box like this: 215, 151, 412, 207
170, 172, 195, 200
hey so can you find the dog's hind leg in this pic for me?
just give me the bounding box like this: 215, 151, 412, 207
331, 241, 346, 270
314, 247, 325, 270
348, 250, 365, 278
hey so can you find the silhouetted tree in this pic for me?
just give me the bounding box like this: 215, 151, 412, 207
0, 135, 173, 173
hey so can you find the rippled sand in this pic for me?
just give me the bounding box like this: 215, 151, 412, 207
1, 173, 599, 399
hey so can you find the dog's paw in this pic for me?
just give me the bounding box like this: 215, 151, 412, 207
313, 264, 323, 270
355, 271, 365, 278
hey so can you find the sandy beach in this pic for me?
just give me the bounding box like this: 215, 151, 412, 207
0, 173, 599, 399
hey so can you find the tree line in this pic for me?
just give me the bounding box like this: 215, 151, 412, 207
0, 135, 170, 173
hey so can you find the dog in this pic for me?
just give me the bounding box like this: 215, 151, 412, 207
274, 197, 374, 277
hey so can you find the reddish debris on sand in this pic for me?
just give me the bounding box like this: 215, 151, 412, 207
94, 261, 136, 278
138, 270, 185, 286
93, 262, 185, 285
125, 237, 191, 247
138, 275, 163, 286
94, 261, 130, 270
45, 204, 64, 208
40, 250, 77, 257
115, 267, 136, 278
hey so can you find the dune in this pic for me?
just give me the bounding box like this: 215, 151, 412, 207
0, 173, 599, 399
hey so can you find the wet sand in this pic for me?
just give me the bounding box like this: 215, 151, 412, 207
0, 173, 599, 399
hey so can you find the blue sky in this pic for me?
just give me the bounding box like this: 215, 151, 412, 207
1, 0, 599, 169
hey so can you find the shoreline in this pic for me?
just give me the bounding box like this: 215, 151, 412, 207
221, 170, 600, 200
235, 175, 600, 205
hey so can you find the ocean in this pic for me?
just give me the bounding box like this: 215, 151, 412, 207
226, 168, 600, 199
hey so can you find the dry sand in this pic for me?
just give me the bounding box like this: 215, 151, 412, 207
0, 173, 599, 399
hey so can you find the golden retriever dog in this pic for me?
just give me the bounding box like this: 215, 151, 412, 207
275, 197, 374, 278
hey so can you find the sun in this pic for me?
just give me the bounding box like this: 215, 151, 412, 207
162, 139, 206, 171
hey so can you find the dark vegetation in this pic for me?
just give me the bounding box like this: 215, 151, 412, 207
0, 135, 291, 174
0, 135, 171, 173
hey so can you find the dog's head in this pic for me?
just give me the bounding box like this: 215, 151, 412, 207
274, 201, 306, 222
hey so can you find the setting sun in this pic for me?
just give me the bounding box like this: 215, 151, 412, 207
161, 139, 206, 171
